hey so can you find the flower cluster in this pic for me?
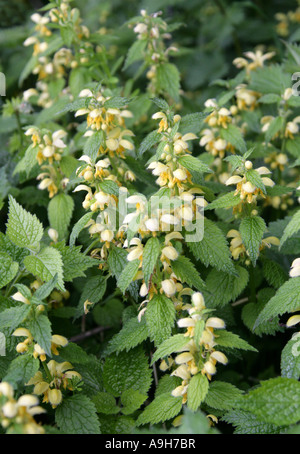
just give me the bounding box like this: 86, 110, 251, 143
27, 360, 81, 408
0, 382, 45, 434
169, 292, 227, 404
25, 127, 68, 198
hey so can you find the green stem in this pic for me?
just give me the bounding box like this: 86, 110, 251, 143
42, 360, 52, 382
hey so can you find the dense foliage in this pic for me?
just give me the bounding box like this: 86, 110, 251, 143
0, 0, 300, 435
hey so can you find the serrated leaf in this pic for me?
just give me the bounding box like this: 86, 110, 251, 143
55, 394, 100, 434
0, 305, 31, 333
139, 130, 161, 157
265, 116, 285, 143
156, 62, 180, 101
203, 265, 249, 308
98, 180, 120, 196
189, 218, 235, 274
103, 347, 152, 398
142, 237, 160, 286
69, 212, 94, 248
254, 277, 300, 328
187, 374, 209, 411
240, 216, 266, 265
280, 210, 300, 249
137, 392, 182, 426
205, 381, 243, 411
75, 275, 107, 319
206, 191, 241, 211
223, 409, 283, 434
23, 247, 65, 291
92, 392, 119, 415
124, 39, 147, 70
281, 335, 300, 380
105, 316, 149, 355
245, 169, 266, 194
0, 252, 18, 289
215, 330, 257, 351
83, 130, 105, 162
172, 256, 205, 291
177, 155, 212, 174
151, 334, 190, 364
121, 389, 147, 415
235, 377, 300, 426
53, 242, 97, 282
48, 193, 74, 240
104, 96, 132, 109
35, 274, 58, 300
263, 259, 288, 289
146, 294, 176, 346
29, 314, 52, 357
220, 124, 246, 153
6, 195, 43, 248
3, 355, 39, 389
117, 259, 140, 294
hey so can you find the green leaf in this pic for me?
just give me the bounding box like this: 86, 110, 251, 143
220, 124, 246, 153
139, 130, 161, 157
92, 392, 119, 415
203, 265, 249, 308
172, 256, 205, 291
262, 259, 288, 289
98, 180, 120, 196
35, 274, 58, 301
215, 330, 257, 352
156, 62, 180, 101
75, 275, 107, 319
0, 305, 31, 333
6, 195, 43, 248
242, 290, 281, 337
103, 347, 152, 397
254, 277, 300, 328
280, 210, 300, 249
137, 392, 182, 426
235, 377, 300, 426
29, 314, 52, 357
151, 334, 190, 364
83, 130, 105, 162
249, 66, 290, 95
105, 316, 149, 354
146, 294, 176, 346
124, 39, 147, 69
55, 394, 101, 434
176, 408, 219, 434
121, 389, 147, 415
104, 96, 132, 109
245, 169, 266, 194
13, 144, 38, 177
69, 212, 94, 248
23, 246, 65, 291
239, 216, 266, 265
53, 242, 97, 282
265, 116, 285, 143
258, 93, 281, 104
189, 218, 235, 274
142, 237, 161, 286
48, 193, 74, 240
206, 191, 241, 210
187, 374, 209, 411
0, 252, 18, 289
3, 355, 39, 389
177, 155, 212, 174
117, 259, 140, 294
223, 409, 282, 434
205, 381, 243, 411
281, 335, 300, 380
